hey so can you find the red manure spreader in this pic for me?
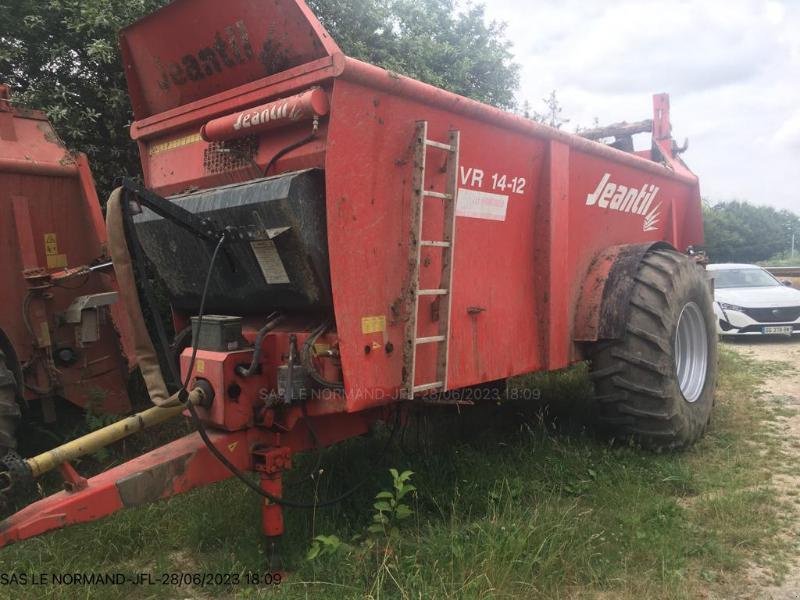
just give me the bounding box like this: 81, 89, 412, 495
0, 0, 717, 556
0, 85, 132, 459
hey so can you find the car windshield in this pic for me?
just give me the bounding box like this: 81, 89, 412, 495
713, 268, 780, 289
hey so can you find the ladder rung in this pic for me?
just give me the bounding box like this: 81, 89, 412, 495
421, 398, 474, 406
425, 140, 455, 152
404, 125, 460, 402
413, 381, 444, 393
423, 190, 453, 200
416, 335, 446, 345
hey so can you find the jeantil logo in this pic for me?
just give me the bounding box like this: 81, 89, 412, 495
586, 173, 662, 232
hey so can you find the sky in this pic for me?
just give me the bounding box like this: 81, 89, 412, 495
480, 0, 800, 214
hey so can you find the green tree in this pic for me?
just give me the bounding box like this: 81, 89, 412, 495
703, 200, 800, 263
0, 0, 169, 195
524, 90, 569, 129
530, 90, 569, 129
1, 0, 519, 197
307, 0, 519, 109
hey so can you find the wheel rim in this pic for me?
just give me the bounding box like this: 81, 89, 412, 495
674, 301, 708, 403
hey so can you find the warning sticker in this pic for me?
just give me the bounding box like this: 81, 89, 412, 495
44, 233, 67, 269
456, 189, 509, 221
44, 233, 58, 255
361, 315, 386, 334
251, 239, 290, 284
148, 133, 202, 156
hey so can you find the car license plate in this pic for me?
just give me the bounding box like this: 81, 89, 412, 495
763, 325, 793, 335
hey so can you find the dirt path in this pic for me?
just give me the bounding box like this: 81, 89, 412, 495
726, 337, 800, 599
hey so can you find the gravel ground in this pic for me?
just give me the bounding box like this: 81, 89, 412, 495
726, 335, 800, 600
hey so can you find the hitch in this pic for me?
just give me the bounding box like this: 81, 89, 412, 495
0, 384, 210, 512
0, 451, 33, 511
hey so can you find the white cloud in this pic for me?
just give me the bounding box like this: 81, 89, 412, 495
480, 0, 800, 213
774, 111, 800, 149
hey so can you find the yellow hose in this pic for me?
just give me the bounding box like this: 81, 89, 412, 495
25, 388, 205, 478
10, 189, 212, 481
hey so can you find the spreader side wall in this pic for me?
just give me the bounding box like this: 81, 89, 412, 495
323, 74, 703, 412
564, 151, 704, 349
325, 79, 547, 410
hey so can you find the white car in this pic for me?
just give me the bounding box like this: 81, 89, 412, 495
707, 263, 800, 337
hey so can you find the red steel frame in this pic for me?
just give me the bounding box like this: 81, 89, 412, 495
0, 86, 133, 415
0, 0, 704, 549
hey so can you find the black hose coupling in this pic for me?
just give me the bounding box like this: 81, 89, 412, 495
0, 451, 33, 507
192, 379, 215, 408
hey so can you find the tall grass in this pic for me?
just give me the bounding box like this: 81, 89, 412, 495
0, 348, 790, 599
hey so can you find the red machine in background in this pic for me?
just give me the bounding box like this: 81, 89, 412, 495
0, 85, 132, 456
0, 0, 717, 559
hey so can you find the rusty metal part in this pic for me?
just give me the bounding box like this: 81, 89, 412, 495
116, 453, 193, 507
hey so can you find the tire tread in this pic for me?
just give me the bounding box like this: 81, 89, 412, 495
0, 351, 19, 456
587, 249, 718, 451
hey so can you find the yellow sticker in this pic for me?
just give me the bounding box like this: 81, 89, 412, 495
39, 322, 52, 347
361, 315, 386, 334
44, 233, 58, 255
228, 441, 238, 453
44, 233, 67, 269
148, 133, 203, 156
195, 359, 205, 374
46, 254, 67, 269
314, 343, 330, 354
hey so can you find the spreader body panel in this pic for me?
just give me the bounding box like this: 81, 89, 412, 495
120, 0, 703, 410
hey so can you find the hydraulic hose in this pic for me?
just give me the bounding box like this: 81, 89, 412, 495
262, 117, 319, 177
302, 321, 344, 390
101, 185, 385, 512
236, 312, 284, 377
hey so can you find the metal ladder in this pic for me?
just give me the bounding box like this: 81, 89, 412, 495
403, 121, 460, 400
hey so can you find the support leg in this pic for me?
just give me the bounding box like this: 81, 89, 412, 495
255, 447, 291, 573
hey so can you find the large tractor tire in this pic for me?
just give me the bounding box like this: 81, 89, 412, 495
0, 351, 20, 458
588, 248, 718, 451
